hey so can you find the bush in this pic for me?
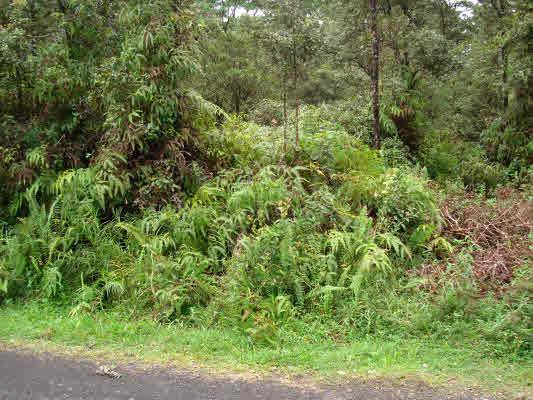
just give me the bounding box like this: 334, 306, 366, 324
0, 119, 529, 356
249, 99, 284, 126
420, 131, 507, 190
0, 143, 434, 327
340, 167, 439, 238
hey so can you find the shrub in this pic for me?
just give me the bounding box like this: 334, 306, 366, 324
0, 118, 528, 355
340, 168, 439, 238
249, 99, 284, 126
420, 131, 507, 190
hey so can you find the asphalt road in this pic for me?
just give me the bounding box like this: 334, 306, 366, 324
0, 349, 494, 400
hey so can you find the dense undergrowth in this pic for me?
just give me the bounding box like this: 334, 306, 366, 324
1, 115, 531, 360
0, 0, 531, 378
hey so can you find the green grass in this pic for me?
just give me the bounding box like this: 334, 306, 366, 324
0, 302, 530, 398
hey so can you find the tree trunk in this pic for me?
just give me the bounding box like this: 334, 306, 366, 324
501, 45, 508, 110
439, 1, 448, 37
234, 86, 241, 114
291, 19, 300, 148
369, 0, 381, 149
283, 77, 288, 156
295, 99, 300, 147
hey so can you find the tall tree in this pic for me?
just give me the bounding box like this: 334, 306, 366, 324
261, 0, 322, 148
369, 0, 381, 148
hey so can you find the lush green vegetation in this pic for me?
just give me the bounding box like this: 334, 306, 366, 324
0, 0, 531, 391
1, 302, 531, 396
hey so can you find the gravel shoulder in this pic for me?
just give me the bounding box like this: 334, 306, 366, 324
0, 348, 499, 400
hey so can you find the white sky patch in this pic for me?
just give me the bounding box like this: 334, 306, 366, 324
234, 6, 264, 17
232, 1, 476, 19
453, 0, 477, 18
234, 7, 249, 17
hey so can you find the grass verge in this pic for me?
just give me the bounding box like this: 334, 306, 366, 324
0, 302, 530, 398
